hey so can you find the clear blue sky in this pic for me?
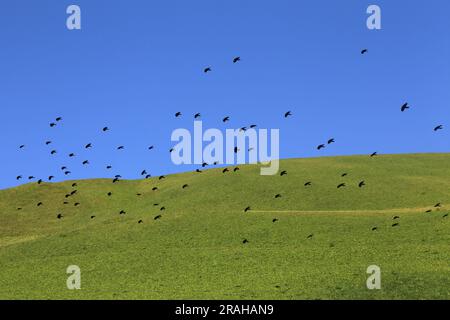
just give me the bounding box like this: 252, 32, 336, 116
0, 0, 449, 189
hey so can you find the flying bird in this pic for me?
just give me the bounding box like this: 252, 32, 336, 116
361, 49, 368, 54
393, 216, 400, 220
50, 123, 56, 127
204, 67, 211, 73
222, 168, 229, 173
82, 160, 89, 165
194, 113, 201, 119
50, 150, 57, 155
272, 218, 279, 223
370, 152, 378, 157
19, 145, 25, 149
233, 57, 241, 63
222, 116, 230, 122
117, 146, 124, 150
138, 220, 143, 224
358, 181, 366, 188
284, 111, 292, 118
401, 103, 410, 112
337, 183, 346, 188
57, 213, 63, 219
45, 141, 52, 145
327, 138, 335, 144
85, 143, 92, 149
56, 117, 62, 122
175, 112, 182, 117
233, 167, 240, 172
154, 215, 162, 220
341, 173, 348, 177
244, 206, 251, 212
102, 127, 109, 132
307, 234, 314, 239
392, 223, 399, 227
280, 171, 287, 176
242, 239, 249, 244
434, 125, 443, 131
182, 184, 189, 189
371, 227, 378, 231
304, 182, 312, 186
317, 144, 325, 150
274, 194, 282, 198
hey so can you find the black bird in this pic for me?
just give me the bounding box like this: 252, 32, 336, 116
182, 184, 188, 189
65, 194, 71, 198
222, 168, 229, 173
102, 127, 109, 132
154, 215, 162, 220
275, 194, 282, 198
72, 183, 77, 187
307, 234, 314, 239
17, 208, 22, 210
341, 173, 348, 177
304, 182, 312, 186
242, 239, 249, 244
37, 202, 43, 207
169, 148, 174, 153
370, 152, 378, 157
434, 125, 443, 131
50, 122, 56, 127
112, 178, 119, 183
145, 174, 151, 179
249, 124, 257, 129
392, 223, 399, 227
74, 202, 80, 206
358, 181, 366, 188
175, 112, 182, 118
119, 210, 126, 215
160, 207, 166, 211
361, 49, 368, 54
327, 138, 335, 144
45, 141, 52, 145
152, 187, 158, 191
50, 150, 57, 155
82, 160, 89, 165
136, 193, 142, 196
425, 209, 432, 213
280, 170, 287, 176
106, 165, 112, 169
443, 214, 448, 218
69, 153, 75, 157
148, 146, 154, 150
204, 67, 211, 73
244, 206, 251, 212
234, 147, 239, 153
37, 179, 43, 184
401, 103, 410, 112
57, 213, 63, 219
61, 166, 67, 171
19, 145, 25, 149
272, 218, 279, 223
159, 175, 165, 180
317, 144, 325, 150
28, 176, 35, 180
107, 192, 112, 196
48, 176, 54, 181
91, 216, 95, 219
64, 171, 71, 175
434, 203, 441, 208
196, 169, 202, 173
202, 162, 208, 167
16, 175, 22, 180
141, 170, 147, 176
393, 216, 400, 220
222, 116, 230, 122
239, 127, 247, 132
117, 146, 124, 150
233, 167, 240, 172
194, 113, 201, 119
371, 227, 378, 231
138, 220, 143, 224
85, 143, 92, 149
56, 117, 62, 122
233, 57, 241, 63
337, 183, 346, 188
284, 111, 292, 118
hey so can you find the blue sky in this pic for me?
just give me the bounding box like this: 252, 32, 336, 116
0, 0, 449, 189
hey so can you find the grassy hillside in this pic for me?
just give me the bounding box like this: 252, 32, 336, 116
0, 153, 449, 299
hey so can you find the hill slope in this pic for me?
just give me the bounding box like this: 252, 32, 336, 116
0, 153, 449, 299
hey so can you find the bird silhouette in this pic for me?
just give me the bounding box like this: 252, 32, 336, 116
50, 150, 57, 155
175, 112, 182, 117
317, 144, 325, 150
280, 170, 287, 176
37, 202, 43, 207
159, 175, 165, 180
393, 216, 400, 220
56, 117, 62, 122
194, 113, 201, 119
222, 168, 229, 173
341, 173, 348, 177
64, 171, 71, 175
72, 183, 77, 187
304, 182, 312, 186
443, 214, 448, 218
371, 227, 378, 231
152, 187, 158, 191
119, 210, 126, 215
327, 138, 335, 144
201, 162, 208, 168
392, 223, 399, 227
222, 116, 230, 122
307, 234, 313, 239
361, 49, 368, 54
19, 145, 25, 149
91, 215, 95, 219
154, 215, 162, 220
274, 194, 282, 198
145, 174, 151, 179
102, 127, 109, 132
85, 143, 92, 149
244, 206, 251, 212
48, 176, 54, 181
242, 239, 249, 244
57, 213, 63, 219
16, 175, 22, 180
160, 207, 166, 211
272, 218, 279, 223
148, 146, 154, 150
138, 220, 143, 224
233, 57, 241, 63
358, 181, 366, 188
50, 123, 56, 127
45, 141, 52, 145
434, 203, 441, 208
337, 183, 346, 188
204, 67, 211, 73
69, 153, 75, 157
370, 152, 378, 157
401, 103, 410, 112
284, 111, 292, 118
239, 127, 247, 132
196, 169, 202, 173
74, 202, 80, 206
182, 184, 189, 189
425, 209, 432, 213
434, 125, 443, 131
107, 192, 112, 196
141, 170, 147, 176
106, 165, 112, 169
249, 124, 257, 129
82, 160, 89, 165
117, 146, 124, 150
233, 167, 240, 172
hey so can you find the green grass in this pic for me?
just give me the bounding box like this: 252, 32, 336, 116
0, 153, 449, 299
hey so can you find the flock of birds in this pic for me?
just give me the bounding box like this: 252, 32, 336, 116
10, 52, 448, 245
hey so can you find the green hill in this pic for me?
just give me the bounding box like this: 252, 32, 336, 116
0, 153, 449, 299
